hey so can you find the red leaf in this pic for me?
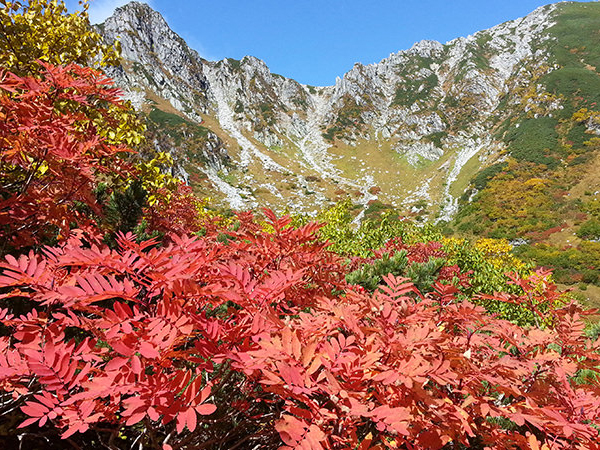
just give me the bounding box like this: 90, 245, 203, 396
139, 341, 160, 359
186, 407, 197, 432
18, 417, 39, 428
131, 355, 142, 375
125, 411, 146, 426
195, 403, 216, 415
175, 413, 185, 434
104, 357, 129, 372
21, 402, 49, 417
148, 407, 160, 422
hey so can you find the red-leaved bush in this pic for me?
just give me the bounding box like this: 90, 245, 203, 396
2, 58, 600, 450
144, 182, 222, 236
0, 62, 134, 247
1, 211, 600, 449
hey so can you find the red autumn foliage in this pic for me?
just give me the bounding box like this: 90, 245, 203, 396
526, 224, 567, 242
1, 212, 600, 449
2, 61, 600, 450
0, 62, 134, 247
144, 182, 212, 235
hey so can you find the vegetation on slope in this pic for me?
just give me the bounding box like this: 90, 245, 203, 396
453, 2, 600, 294
3, 2, 600, 450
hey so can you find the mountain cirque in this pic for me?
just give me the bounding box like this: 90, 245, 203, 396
98, 1, 600, 220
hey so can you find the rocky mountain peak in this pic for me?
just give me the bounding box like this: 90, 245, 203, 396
407, 39, 444, 58
109, 1, 155, 19
103, 1, 195, 60
98, 1, 598, 221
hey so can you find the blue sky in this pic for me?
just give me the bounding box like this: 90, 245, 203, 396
66, 0, 588, 86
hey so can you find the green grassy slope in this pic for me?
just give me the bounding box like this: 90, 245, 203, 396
453, 1, 600, 297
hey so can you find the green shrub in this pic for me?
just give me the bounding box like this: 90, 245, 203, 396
471, 162, 508, 190
577, 218, 600, 240
542, 68, 600, 118
149, 107, 190, 127
392, 73, 439, 106
582, 269, 599, 284
567, 122, 591, 149
505, 117, 559, 167
346, 251, 409, 291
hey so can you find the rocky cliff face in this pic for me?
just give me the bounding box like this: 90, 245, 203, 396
99, 1, 596, 219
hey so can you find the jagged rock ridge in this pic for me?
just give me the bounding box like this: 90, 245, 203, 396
99, 1, 596, 219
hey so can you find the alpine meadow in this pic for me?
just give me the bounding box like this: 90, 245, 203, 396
2, 1, 600, 449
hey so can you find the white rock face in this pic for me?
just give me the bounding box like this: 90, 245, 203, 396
397, 142, 444, 167
588, 117, 600, 136
437, 134, 495, 223
100, 1, 559, 216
